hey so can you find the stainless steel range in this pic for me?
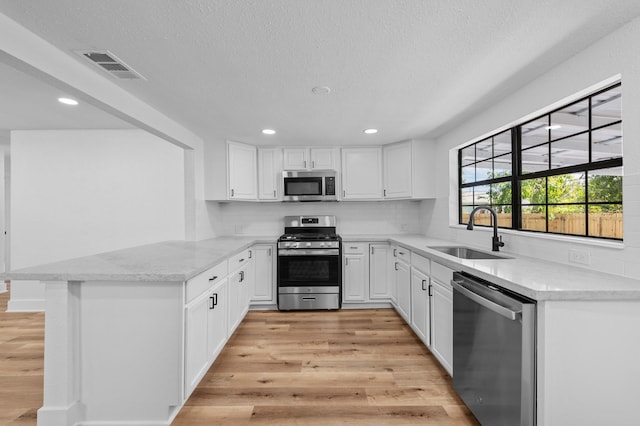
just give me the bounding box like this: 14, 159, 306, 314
277, 215, 342, 310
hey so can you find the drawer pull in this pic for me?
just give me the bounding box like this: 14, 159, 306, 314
303, 297, 316, 301
350, 246, 358, 250
239, 258, 245, 263
398, 251, 405, 255
208, 275, 218, 281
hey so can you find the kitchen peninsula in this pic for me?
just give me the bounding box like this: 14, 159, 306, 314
5, 235, 640, 426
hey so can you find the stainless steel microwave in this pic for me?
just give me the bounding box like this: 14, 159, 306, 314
282, 170, 337, 202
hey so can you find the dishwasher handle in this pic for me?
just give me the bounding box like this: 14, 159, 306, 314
452, 280, 522, 321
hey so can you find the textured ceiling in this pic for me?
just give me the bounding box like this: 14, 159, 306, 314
1, 0, 639, 145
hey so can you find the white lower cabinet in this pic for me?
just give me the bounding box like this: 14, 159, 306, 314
343, 243, 369, 302
410, 267, 430, 345
369, 243, 392, 300
430, 262, 454, 375
394, 258, 411, 323
184, 264, 228, 398
228, 263, 251, 335
250, 244, 276, 304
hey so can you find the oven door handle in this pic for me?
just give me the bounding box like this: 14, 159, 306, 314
278, 249, 340, 256
452, 281, 521, 321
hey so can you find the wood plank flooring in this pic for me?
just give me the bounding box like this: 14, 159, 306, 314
0, 286, 479, 425
174, 309, 479, 425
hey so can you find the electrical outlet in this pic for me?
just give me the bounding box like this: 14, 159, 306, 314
568, 248, 590, 265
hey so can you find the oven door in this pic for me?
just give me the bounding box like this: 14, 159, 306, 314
277, 250, 341, 292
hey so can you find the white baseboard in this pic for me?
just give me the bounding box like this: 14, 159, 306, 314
6, 298, 45, 312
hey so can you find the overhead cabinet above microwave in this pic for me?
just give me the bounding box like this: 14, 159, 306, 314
282, 148, 339, 171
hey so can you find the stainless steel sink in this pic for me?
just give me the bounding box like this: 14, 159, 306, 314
428, 246, 511, 260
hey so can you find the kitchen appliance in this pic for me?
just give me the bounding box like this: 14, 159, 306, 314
451, 272, 536, 426
282, 170, 337, 202
277, 215, 341, 310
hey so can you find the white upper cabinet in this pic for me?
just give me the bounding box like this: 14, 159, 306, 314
283, 147, 339, 170
341, 147, 383, 200
383, 141, 412, 198
382, 139, 436, 200
258, 148, 282, 201
227, 141, 258, 200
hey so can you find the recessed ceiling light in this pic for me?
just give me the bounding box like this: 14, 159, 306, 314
312, 86, 331, 95
545, 125, 562, 130
58, 97, 78, 106
262, 129, 276, 135
363, 128, 378, 134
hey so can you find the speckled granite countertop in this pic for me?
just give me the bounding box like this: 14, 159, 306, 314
4, 234, 640, 301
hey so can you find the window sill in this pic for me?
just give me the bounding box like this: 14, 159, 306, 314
449, 224, 624, 250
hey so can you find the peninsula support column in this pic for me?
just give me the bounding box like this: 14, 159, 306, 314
37, 281, 82, 426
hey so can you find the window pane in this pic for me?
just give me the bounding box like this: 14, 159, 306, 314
461, 164, 475, 184
521, 177, 546, 205
550, 134, 588, 169
474, 185, 490, 205
461, 145, 475, 166
521, 206, 546, 231
592, 86, 621, 128
461, 206, 474, 224
588, 168, 622, 203
588, 205, 623, 239
521, 117, 549, 149
550, 100, 589, 141
475, 159, 493, 181
592, 123, 622, 161
493, 130, 512, 156
521, 145, 549, 174
490, 182, 512, 206
493, 153, 512, 177
461, 187, 474, 205
475, 139, 493, 162
472, 209, 493, 226
548, 205, 586, 236
548, 173, 585, 204
493, 204, 512, 228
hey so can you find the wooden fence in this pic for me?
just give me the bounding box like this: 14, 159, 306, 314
462, 212, 623, 239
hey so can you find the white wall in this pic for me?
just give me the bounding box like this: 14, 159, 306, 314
209, 200, 422, 237
423, 15, 640, 280
11, 129, 185, 269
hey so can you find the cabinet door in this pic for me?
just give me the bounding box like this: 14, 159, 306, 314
228, 142, 257, 199
343, 253, 368, 302
369, 244, 392, 299
184, 290, 210, 396
394, 260, 411, 322
431, 278, 453, 375
227, 268, 245, 335
310, 148, 337, 170
383, 141, 412, 199
341, 147, 383, 200
258, 148, 282, 200
207, 278, 228, 359
410, 267, 430, 345
283, 148, 309, 170
251, 244, 275, 304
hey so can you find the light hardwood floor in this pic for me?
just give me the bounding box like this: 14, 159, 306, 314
0, 287, 478, 425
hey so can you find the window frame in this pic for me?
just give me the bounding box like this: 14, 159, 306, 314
458, 83, 623, 241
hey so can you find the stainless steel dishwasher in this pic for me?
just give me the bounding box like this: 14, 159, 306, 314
451, 272, 536, 426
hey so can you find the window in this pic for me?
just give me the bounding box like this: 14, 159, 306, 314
459, 84, 623, 240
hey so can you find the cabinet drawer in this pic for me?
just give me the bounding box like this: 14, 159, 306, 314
229, 248, 252, 272
411, 252, 430, 275
431, 261, 455, 287
395, 246, 411, 264
186, 261, 228, 303
344, 243, 367, 254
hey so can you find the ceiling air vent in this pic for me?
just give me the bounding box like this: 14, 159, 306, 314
77, 50, 146, 80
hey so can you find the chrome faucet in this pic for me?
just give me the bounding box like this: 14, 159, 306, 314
466, 206, 505, 252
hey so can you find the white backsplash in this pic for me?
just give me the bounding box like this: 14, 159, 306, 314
208, 200, 422, 236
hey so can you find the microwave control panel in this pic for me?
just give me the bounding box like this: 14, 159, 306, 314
325, 177, 336, 195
